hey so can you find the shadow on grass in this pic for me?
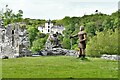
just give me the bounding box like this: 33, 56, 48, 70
77, 57, 90, 62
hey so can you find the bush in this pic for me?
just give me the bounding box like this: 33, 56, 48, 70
31, 33, 48, 53
31, 38, 47, 53
62, 37, 71, 49
86, 28, 118, 57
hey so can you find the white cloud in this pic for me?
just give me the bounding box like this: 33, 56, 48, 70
0, 0, 119, 20
69, 0, 119, 2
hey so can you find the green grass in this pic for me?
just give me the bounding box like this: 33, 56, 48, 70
2, 56, 118, 78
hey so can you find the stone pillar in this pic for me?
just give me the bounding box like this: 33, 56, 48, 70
14, 24, 20, 57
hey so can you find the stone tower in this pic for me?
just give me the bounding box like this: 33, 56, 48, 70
0, 20, 31, 58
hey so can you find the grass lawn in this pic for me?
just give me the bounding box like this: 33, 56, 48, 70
2, 56, 118, 78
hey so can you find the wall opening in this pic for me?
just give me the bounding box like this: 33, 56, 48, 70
12, 30, 14, 46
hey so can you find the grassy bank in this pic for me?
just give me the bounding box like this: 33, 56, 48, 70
2, 56, 118, 78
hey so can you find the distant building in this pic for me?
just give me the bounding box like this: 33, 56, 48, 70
38, 20, 65, 34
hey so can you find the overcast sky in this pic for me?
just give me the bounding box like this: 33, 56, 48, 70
0, 0, 119, 20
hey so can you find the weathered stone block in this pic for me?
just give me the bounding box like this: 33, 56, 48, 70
0, 20, 31, 58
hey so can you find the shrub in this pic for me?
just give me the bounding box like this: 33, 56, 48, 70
31, 38, 47, 53
86, 28, 118, 57
62, 37, 71, 49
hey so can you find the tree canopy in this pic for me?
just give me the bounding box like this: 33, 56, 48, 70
0, 5, 118, 55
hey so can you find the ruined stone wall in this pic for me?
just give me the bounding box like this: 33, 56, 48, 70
0, 20, 31, 58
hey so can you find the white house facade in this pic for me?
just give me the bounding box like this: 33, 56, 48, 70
38, 20, 65, 34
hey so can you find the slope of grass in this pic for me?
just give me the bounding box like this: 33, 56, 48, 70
2, 56, 118, 78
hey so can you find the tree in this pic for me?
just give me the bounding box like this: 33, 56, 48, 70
31, 38, 47, 53
27, 25, 39, 47
1, 5, 23, 25
62, 37, 71, 49
16, 10, 23, 22
86, 28, 118, 57
85, 22, 96, 38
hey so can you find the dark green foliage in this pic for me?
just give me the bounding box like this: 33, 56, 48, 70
58, 34, 64, 44
55, 11, 118, 56
37, 32, 46, 38
1, 5, 23, 25
27, 26, 48, 53
31, 32, 48, 53
27, 25, 39, 47
0, 5, 118, 54
31, 37, 47, 53
62, 37, 71, 49
86, 28, 118, 57
85, 22, 96, 38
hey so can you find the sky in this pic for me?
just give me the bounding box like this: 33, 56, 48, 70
0, 0, 119, 20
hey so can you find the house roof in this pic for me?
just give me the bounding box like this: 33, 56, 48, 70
51, 25, 65, 30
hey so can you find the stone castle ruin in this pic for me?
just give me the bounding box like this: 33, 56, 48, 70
0, 20, 31, 58
34, 32, 78, 57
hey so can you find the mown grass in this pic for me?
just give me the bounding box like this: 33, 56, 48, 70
0, 59, 2, 79
2, 56, 118, 78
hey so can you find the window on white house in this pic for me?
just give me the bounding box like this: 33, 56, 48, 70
48, 26, 50, 28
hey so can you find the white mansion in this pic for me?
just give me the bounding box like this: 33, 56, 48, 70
38, 20, 65, 34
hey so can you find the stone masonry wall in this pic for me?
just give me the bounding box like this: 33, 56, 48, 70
0, 20, 31, 58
